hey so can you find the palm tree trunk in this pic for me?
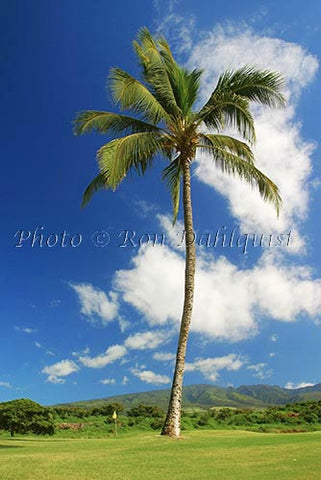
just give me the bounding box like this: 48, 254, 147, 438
161, 158, 196, 438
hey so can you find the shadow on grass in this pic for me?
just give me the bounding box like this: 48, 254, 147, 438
1, 438, 38, 442
0, 444, 24, 449
1, 437, 71, 443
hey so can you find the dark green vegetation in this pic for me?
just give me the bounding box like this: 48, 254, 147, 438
59, 383, 321, 410
2, 396, 321, 438
2, 384, 321, 438
0, 399, 55, 437
1, 431, 321, 480
182, 401, 321, 433
49, 399, 321, 436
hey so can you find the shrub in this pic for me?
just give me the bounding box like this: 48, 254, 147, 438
127, 404, 164, 418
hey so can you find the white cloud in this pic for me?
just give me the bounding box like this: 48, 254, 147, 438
187, 26, 318, 248
118, 316, 130, 333
100, 378, 115, 385
49, 299, 61, 308
114, 245, 183, 327
153, 352, 176, 362
15, 326, 37, 334
185, 354, 244, 382
131, 368, 171, 385
72, 347, 90, 357
48, 376, 65, 385
0, 381, 12, 388
310, 177, 321, 190
114, 244, 321, 342
134, 199, 158, 218
125, 330, 169, 350
252, 258, 321, 322
155, 1, 195, 54
188, 25, 318, 103
34, 341, 42, 349
247, 363, 273, 380
122, 375, 129, 385
42, 359, 79, 384
270, 334, 278, 342
156, 213, 185, 251
79, 344, 127, 369
42, 360, 78, 377
70, 282, 118, 326
285, 381, 316, 390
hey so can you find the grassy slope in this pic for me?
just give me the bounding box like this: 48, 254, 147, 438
59, 384, 321, 410
61, 384, 271, 410
1, 430, 321, 480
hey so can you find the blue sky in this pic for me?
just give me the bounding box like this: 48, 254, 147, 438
1, 0, 321, 405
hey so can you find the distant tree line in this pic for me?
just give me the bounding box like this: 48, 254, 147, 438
51, 402, 164, 419
182, 400, 321, 431
51, 402, 125, 419
2, 398, 321, 436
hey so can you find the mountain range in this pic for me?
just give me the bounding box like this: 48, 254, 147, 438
60, 383, 321, 410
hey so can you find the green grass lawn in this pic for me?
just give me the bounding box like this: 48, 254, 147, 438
0, 430, 320, 480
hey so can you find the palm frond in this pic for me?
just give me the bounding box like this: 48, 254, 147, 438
166, 64, 203, 117
198, 144, 282, 214
198, 93, 256, 143
156, 36, 203, 115
201, 66, 285, 122
215, 66, 286, 107
81, 174, 106, 208
199, 133, 255, 164
97, 132, 166, 190
73, 111, 163, 136
133, 27, 181, 118
162, 157, 182, 224
109, 67, 168, 124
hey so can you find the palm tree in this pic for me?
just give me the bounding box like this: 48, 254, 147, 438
74, 27, 285, 438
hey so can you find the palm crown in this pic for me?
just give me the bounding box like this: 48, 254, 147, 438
74, 27, 285, 223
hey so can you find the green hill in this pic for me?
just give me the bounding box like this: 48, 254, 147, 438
237, 384, 321, 405
236, 385, 295, 405
56, 383, 321, 411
